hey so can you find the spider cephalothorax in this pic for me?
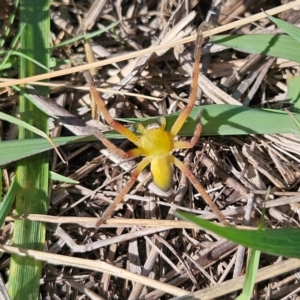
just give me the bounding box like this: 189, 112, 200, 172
128, 118, 175, 191
88, 24, 228, 227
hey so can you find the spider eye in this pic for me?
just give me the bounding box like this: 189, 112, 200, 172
151, 157, 173, 191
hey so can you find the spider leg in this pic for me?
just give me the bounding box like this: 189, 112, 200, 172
169, 155, 229, 226
173, 112, 202, 149
88, 82, 140, 146
127, 148, 143, 158
170, 24, 205, 136
96, 157, 150, 227
90, 127, 129, 158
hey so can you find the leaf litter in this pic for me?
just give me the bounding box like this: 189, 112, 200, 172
1, 1, 300, 299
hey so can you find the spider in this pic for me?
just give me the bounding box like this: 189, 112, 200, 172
88, 25, 228, 227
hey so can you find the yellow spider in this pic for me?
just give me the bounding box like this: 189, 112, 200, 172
88, 25, 228, 227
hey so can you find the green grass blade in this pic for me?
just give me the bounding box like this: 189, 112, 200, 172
0, 177, 19, 227
51, 21, 119, 48
0, 111, 65, 162
0, 111, 53, 139
3, 106, 298, 167
177, 211, 300, 258
287, 75, 300, 111
285, 108, 300, 136
265, 13, 300, 42
211, 35, 300, 63
115, 105, 300, 137
49, 171, 79, 184
0, 50, 51, 71
237, 189, 269, 299
0, 136, 90, 166
8, 0, 51, 298
0, 0, 19, 48
12, 51, 51, 71
237, 249, 260, 300
0, 23, 25, 71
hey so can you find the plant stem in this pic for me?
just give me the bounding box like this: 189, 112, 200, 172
8, 0, 50, 299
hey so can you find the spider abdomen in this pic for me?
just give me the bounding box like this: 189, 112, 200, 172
150, 156, 173, 191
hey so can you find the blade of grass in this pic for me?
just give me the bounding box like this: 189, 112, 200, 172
285, 108, 300, 135
177, 211, 300, 258
0, 0, 19, 48
0, 111, 65, 163
287, 75, 300, 111
8, 0, 51, 299
0, 50, 51, 71
0, 23, 25, 71
236, 188, 269, 299
3, 105, 299, 167
115, 105, 300, 137
236, 249, 261, 300
0, 136, 91, 166
265, 12, 300, 43
211, 34, 300, 63
51, 21, 119, 48
0, 176, 19, 227
49, 171, 79, 184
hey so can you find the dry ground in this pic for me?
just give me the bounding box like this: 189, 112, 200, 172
1, 0, 300, 299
